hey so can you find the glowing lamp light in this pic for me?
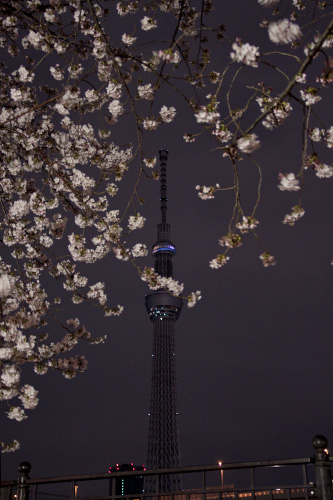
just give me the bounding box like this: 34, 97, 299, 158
218, 461, 223, 490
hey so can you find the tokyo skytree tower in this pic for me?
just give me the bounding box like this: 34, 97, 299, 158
145, 150, 183, 493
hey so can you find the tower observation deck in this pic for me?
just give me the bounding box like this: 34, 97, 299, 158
145, 150, 182, 493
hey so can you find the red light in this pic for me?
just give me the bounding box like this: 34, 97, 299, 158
133, 468, 135, 470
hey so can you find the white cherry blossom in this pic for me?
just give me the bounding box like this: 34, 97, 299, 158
282, 206, 305, 226
122, 33, 137, 45
159, 106, 176, 123
0, 275, 15, 298
219, 233, 243, 248
131, 244, 149, 257
314, 163, 333, 178
128, 214, 146, 230
143, 118, 159, 130
212, 122, 232, 143
19, 385, 39, 410
230, 41, 260, 67
196, 184, 220, 200
195, 106, 220, 124
209, 255, 230, 269
309, 128, 323, 142
106, 82, 122, 99
278, 173, 300, 191
237, 134, 261, 154
300, 88, 322, 106
326, 127, 333, 148
258, 0, 279, 6
268, 19, 302, 45
7, 407, 27, 422
108, 100, 124, 119
1, 365, 20, 386
138, 84, 154, 100
257, 97, 292, 130
141, 16, 157, 30
236, 216, 259, 233
144, 157, 157, 168
295, 73, 307, 84
157, 50, 181, 64
259, 252, 277, 267
187, 291, 202, 308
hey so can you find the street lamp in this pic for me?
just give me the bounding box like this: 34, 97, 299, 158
218, 461, 224, 491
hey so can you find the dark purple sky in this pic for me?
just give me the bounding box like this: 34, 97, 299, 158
2, 0, 333, 488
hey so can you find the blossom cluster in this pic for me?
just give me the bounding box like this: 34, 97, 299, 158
187, 291, 202, 309
219, 233, 243, 249
308, 127, 333, 149
236, 217, 259, 234
195, 106, 220, 124
258, 0, 279, 6
140, 268, 184, 297
212, 122, 233, 143
300, 88, 322, 106
259, 252, 277, 267
230, 41, 260, 68
209, 254, 230, 269
237, 134, 261, 154
256, 96, 293, 130
282, 206, 305, 226
268, 19, 303, 45
305, 155, 333, 178
278, 173, 301, 191
196, 184, 220, 200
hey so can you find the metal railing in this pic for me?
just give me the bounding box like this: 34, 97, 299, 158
1, 435, 332, 500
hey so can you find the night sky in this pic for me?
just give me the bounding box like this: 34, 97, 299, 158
1, 0, 333, 490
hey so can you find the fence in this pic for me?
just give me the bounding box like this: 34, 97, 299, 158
1, 435, 332, 500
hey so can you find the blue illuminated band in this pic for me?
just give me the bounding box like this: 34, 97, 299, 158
152, 243, 176, 254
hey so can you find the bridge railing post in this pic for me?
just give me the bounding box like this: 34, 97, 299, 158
313, 435, 333, 500
17, 462, 31, 500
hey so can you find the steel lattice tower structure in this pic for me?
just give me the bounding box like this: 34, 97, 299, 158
145, 150, 183, 493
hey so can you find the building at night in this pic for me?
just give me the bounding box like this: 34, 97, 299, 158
145, 150, 183, 493
108, 464, 145, 498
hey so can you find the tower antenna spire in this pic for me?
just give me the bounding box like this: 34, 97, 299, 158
159, 149, 168, 224
151, 149, 176, 278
